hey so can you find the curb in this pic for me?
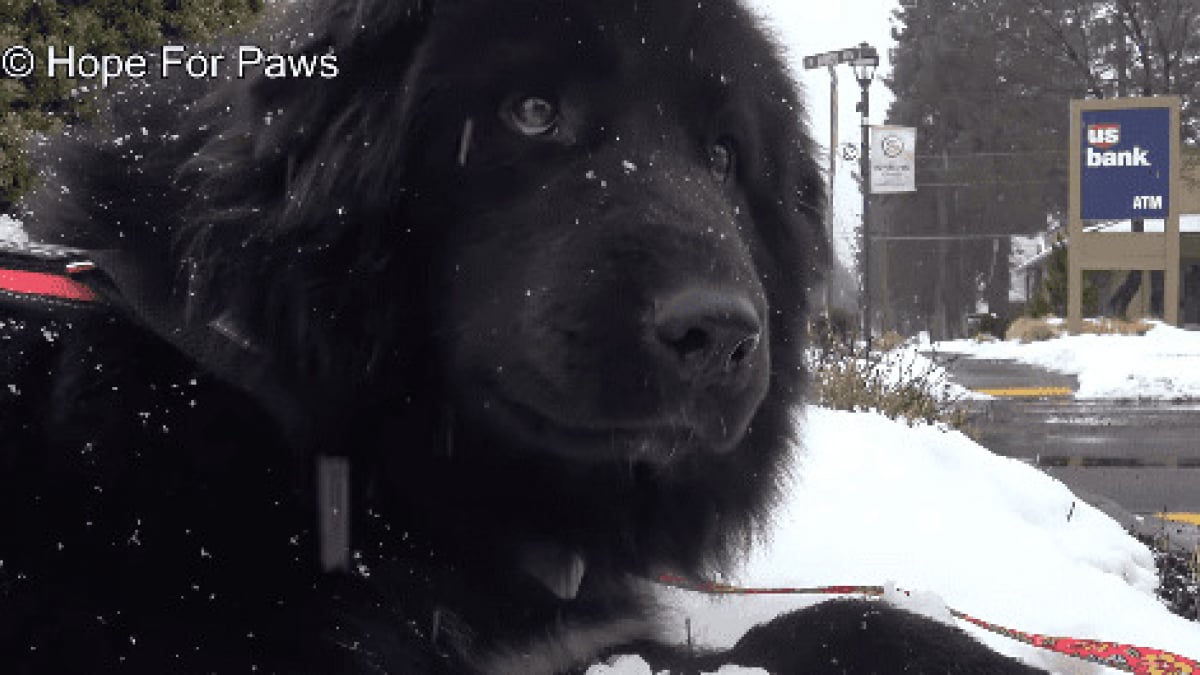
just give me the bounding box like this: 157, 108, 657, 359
973, 386, 1073, 398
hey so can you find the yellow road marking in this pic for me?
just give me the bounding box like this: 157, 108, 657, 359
974, 386, 1074, 397
1156, 512, 1200, 527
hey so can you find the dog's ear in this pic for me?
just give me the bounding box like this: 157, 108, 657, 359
174, 0, 440, 247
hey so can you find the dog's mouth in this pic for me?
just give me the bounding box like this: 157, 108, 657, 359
458, 379, 748, 461
483, 388, 719, 464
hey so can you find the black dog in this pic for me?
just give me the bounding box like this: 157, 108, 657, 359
0, 0, 1042, 672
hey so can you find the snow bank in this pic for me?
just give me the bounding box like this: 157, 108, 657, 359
936, 323, 1200, 399
585, 655, 766, 675
654, 407, 1200, 672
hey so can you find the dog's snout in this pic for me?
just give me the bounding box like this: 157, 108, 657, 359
653, 287, 763, 382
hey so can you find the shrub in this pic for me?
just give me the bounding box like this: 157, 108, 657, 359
1005, 316, 1061, 343
1027, 234, 1098, 318
0, 1, 264, 206
807, 327, 971, 432
871, 330, 907, 353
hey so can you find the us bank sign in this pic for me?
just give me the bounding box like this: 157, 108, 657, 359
1067, 96, 1183, 335
1079, 104, 1172, 219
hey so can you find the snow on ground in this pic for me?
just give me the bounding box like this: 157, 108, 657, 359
0, 214, 28, 245
598, 407, 1200, 674
933, 322, 1200, 399
587, 657, 765, 675
1087, 213, 1200, 233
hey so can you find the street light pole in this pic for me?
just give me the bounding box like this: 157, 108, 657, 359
858, 73, 872, 342
852, 44, 878, 344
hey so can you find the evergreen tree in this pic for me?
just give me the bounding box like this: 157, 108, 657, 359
881, 0, 1199, 337
1027, 234, 1098, 317
0, 0, 263, 209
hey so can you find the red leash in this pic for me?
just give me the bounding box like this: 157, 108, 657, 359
658, 574, 1199, 674
0, 245, 99, 306
0, 267, 97, 302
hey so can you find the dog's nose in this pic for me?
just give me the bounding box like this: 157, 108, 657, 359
653, 287, 763, 382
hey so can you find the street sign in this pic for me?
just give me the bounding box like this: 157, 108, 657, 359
802, 45, 879, 70
1079, 106, 1172, 219
803, 53, 838, 69
869, 125, 916, 194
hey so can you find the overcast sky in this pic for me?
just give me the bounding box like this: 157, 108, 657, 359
750, 0, 902, 265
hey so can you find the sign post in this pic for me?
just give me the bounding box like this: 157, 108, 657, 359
1068, 96, 1181, 333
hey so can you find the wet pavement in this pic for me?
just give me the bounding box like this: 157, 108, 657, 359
927, 354, 1200, 534
971, 398, 1200, 471
929, 354, 1079, 392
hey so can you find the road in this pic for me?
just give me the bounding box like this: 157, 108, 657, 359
929, 355, 1200, 524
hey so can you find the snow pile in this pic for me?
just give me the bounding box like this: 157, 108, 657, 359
585, 656, 765, 675
936, 322, 1200, 399
0, 214, 27, 245
651, 407, 1200, 672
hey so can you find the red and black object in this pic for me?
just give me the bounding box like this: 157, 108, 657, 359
0, 243, 104, 311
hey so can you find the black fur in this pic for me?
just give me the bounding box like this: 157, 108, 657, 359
1, 0, 1041, 672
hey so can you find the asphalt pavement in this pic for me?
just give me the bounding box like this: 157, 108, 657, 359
927, 354, 1200, 549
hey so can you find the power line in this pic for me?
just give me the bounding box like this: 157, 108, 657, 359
913, 150, 1065, 158
912, 180, 1061, 187
869, 234, 1028, 240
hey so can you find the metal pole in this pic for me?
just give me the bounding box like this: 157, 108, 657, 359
826, 65, 838, 316
858, 77, 871, 344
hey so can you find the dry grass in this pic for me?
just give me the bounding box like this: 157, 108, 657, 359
807, 331, 971, 431
871, 330, 907, 353
1005, 316, 1062, 343
1007, 316, 1154, 342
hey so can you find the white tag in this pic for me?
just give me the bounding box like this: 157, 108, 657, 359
317, 455, 351, 572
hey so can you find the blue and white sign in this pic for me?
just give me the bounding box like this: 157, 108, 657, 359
1080, 106, 1171, 219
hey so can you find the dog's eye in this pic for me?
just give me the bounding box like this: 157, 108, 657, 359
507, 95, 559, 136
709, 142, 734, 181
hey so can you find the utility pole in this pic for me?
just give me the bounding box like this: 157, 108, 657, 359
826, 65, 838, 315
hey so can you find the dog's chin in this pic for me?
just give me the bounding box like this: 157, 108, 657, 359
463, 385, 751, 465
